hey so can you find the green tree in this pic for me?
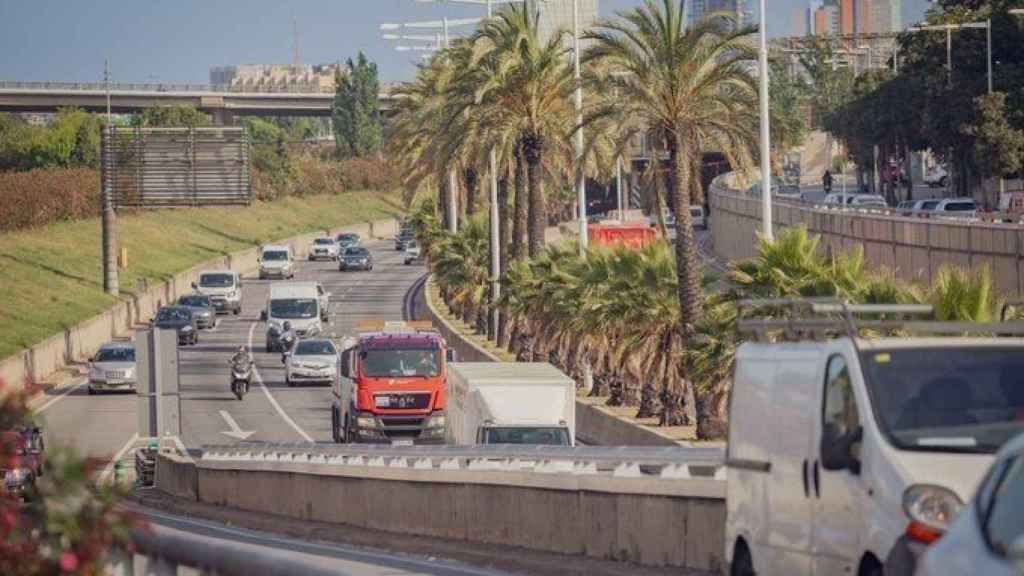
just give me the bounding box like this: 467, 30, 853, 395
583, 0, 760, 425
332, 53, 383, 158
769, 57, 809, 166
961, 92, 1024, 207
133, 105, 210, 127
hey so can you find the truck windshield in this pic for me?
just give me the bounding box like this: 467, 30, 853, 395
861, 347, 1024, 453
262, 251, 288, 261
361, 348, 439, 377
269, 298, 317, 319
199, 273, 233, 287
483, 427, 571, 446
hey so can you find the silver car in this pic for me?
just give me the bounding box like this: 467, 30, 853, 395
88, 342, 137, 394
284, 339, 338, 387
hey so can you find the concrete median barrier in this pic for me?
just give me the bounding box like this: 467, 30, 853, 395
3, 217, 400, 396
157, 453, 726, 572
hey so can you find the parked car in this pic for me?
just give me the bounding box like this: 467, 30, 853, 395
192, 270, 242, 315
258, 245, 294, 280
153, 306, 198, 345
925, 166, 949, 188
176, 293, 217, 329
897, 200, 930, 216
339, 246, 373, 271
2, 425, 44, 501
848, 194, 889, 209
336, 232, 361, 251
914, 431, 1024, 576
932, 198, 978, 218
690, 205, 707, 230
87, 341, 137, 394
309, 237, 340, 261
283, 338, 339, 387
724, 302, 1024, 576
404, 240, 422, 265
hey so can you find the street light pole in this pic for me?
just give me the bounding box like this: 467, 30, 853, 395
757, 0, 773, 240
101, 58, 118, 296
573, 0, 587, 253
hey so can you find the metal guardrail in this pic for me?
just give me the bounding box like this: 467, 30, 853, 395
200, 443, 727, 480
0, 79, 398, 96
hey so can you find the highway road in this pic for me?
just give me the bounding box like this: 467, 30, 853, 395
31, 239, 427, 461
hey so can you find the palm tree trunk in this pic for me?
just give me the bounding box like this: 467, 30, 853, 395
464, 168, 478, 217
497, 174, 512, 347
512, 143, 528, 261
695, 377, 731, 440
524, 135, 546, 258
438, 172, 451, 231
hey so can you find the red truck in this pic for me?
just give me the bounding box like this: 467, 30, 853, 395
332, 321, 454, 444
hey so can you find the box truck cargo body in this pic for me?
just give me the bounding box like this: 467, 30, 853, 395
447, 362, 575, 446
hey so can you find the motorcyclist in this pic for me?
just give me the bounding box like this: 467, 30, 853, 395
822, 169, 833, 193
230, 345, 252, 370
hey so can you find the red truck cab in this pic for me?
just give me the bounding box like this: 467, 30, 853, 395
331, 321, 454, 444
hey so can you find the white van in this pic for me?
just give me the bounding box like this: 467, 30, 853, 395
258, 245, 294, 280
725, 301, 1024, 576
262, 283, 322, 351
192, 270, 242, 315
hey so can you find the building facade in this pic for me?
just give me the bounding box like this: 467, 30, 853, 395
209, 63, 340, 92
871, 0, 901, 33
526, 0, 599, 48
688, 0, 753, 28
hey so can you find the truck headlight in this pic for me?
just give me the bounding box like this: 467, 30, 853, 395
425, 412, 446, 430
356, 414, 379, 429
903, 484, 963, 543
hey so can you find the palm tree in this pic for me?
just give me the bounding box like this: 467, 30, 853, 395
431, 216, 491, 328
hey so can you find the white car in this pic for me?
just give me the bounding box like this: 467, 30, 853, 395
724, 301, 1024, 576
404, 240, 422, 265
932, 198, 978, 218
258, 245, 294, 280
689, 205, 707, 230
284, 338, 339, 387
925, 166, 949, 188
915, 431, 1024, 576
848, 194, 888, 208
309, 237, 339, 261
88, 341, 137, 394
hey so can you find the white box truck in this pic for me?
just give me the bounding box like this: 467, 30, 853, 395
447, 362, 575, 446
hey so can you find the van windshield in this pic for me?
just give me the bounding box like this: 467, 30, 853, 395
483, 427, 571, 446
199, 273, 233, 287
269, 298, 317, 319
262, 251, 288, 261
861, 347, 1024, 453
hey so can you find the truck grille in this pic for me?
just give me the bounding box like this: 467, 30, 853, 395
374, 393, 431, 410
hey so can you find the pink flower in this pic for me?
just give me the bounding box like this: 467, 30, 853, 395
59, 551, 78, 572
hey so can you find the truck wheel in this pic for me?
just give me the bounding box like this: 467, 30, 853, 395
731, 543, 754, 576
331, 408, 343, 443
233, 306, 240, 316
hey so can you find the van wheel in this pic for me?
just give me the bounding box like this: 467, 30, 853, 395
731, 542, 754, 576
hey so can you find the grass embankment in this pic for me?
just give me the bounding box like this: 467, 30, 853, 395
0, 191, 402, 359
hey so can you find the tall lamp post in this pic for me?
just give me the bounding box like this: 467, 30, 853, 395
757, 0, 773, 240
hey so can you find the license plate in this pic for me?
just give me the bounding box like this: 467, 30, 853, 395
374, 396, 390, 408
391, 439, 414, 446
107, 379, 124, 385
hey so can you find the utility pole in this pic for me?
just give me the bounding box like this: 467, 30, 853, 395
757, 0, 773, 240
489, 150, 500, 337
102, 59, 118, 296
573, 0, 587, 252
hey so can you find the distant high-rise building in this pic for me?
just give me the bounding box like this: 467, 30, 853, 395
687, 0, 752, 28
855, 0, 872, 34
209, 63, 339, 91
527, 0, 599, 49
871, 0, 901, 32
807, 0, 823, 35
792, 7, 806, 36
815, 4, 840, 35
840, 0, 854, 34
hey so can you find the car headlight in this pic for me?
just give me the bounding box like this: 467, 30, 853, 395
903, 484, 963, 533
5, 468, 30, 484
89, 365, 104, 379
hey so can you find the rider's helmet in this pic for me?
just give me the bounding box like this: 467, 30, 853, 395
283, 321, 292, 331
237, 346, 246, 354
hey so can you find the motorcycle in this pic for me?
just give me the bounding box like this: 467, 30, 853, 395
230, 359, 252, 400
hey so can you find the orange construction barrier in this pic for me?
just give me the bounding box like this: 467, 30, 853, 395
587, 223, 657, 249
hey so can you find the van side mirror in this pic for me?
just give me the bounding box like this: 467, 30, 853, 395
446, 349, 457, 363
190, 281, 197, 290
260, 310, 267, 321
821, 424, 862, 475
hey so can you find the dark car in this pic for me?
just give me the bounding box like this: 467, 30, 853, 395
2, 426, 44, 501
177, 293, 217, 329
154, 306, 198, 345
339, 246, 373, 271
335, 232, 361, 251
395, 230, 415, 251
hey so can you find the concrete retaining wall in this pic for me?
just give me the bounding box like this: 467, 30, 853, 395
1, 217, 399, 393
155, 452, 198, 501
157, 454, 725, 572
709, 182, 1024, 295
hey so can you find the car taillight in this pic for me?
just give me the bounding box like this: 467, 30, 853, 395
905, 520, 943, 545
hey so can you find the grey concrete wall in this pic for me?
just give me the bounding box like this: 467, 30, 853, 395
157, 455, 725, 572
155, 452, 198, 501
709, 182, 1024, 295
1, 217, 398, 393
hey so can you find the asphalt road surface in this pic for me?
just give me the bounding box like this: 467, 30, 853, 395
32, 239, 427, 461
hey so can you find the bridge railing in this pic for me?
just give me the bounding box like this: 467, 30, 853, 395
0, 80, 399, 96
200, 442, 727, 479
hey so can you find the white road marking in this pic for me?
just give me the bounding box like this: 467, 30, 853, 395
219, 410, 256, 440
246, 321, 314, 442
31, 378, 87, 414
99, 432, 139, 483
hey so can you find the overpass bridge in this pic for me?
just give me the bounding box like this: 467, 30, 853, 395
0, 80, 399, 123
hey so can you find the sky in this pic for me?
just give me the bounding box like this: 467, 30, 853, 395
0, 0, 930, 84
